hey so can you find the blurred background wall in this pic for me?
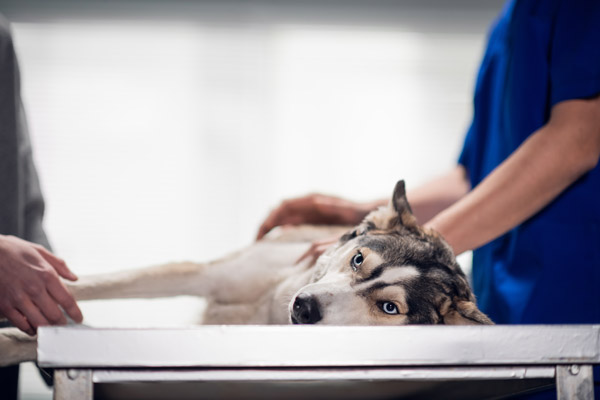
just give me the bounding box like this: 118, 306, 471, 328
1, 0, 503, 398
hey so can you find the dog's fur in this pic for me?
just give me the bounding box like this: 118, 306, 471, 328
0, 180, 492, 366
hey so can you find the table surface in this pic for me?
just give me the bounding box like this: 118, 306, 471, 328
40, 325, 599, 400
38, 324, 600, 368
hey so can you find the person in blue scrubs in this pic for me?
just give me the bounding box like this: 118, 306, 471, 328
258, 0, 600, 396
455, 0, 600, 327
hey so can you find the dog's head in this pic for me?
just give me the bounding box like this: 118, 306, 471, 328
289, 180, 492, 326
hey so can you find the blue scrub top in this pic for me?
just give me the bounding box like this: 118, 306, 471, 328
458, 0, 600, 325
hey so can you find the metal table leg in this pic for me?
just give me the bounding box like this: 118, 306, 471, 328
556, 365, 594, 400
54, 369, 93, 400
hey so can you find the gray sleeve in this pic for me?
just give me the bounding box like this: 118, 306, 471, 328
0, 14, 51, 250
17, 100, 51, 250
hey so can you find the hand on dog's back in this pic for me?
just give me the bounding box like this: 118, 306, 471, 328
257, 194, 377, 240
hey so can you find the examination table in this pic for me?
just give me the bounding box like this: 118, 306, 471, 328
38, 325, 599, 399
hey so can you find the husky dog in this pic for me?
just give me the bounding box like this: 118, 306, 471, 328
0, 180, 492, 366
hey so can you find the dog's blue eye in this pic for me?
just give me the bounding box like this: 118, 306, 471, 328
351, 252, 363, 271
380, 302, 399, 315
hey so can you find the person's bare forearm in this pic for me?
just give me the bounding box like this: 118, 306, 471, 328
357, 166, 470, 225
426, 97, 600, 255
406, 166, 470, 224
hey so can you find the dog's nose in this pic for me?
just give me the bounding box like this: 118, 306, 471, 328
292, 293, 322, 324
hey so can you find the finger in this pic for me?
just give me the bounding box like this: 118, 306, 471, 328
256, 225, 269, 240
257, 221, 278, 240
46, 278, 83, 323
35, 247, 78, 281
258, 199, 302, 240
308, 244, 331, 266
314, 244, 330, 261
295, 246, 313, 265
3, 308, 35, 336
295, 241, 320, 265
309, 252, 320, 266
306, 247, 322, 266
17, 298, 50, 332
258, 196, 315, 240
256, 218, 272, 240
257, 210, 280, 240
295, 238, 330, 265
32, 290, 67, 326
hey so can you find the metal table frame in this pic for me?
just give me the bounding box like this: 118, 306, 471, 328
38, 325, 599, 400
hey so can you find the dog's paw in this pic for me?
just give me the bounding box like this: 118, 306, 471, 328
0, 327, 37, 366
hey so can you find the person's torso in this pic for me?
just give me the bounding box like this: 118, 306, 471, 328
461, 0, 600, 325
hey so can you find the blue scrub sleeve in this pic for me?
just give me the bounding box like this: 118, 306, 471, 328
458, 123, 475, 178
550, 0, 600, 106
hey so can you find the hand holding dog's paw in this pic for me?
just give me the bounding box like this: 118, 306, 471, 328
0, 235, 83, 335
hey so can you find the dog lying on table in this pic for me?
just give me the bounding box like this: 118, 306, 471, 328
0, 180, 492, 366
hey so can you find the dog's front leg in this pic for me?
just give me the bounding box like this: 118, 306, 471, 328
68, 261, 213, 301
0, 328, 36, 366
68, 241, 307, 306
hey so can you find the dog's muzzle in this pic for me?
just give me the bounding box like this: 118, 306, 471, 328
291, 293, 322, 324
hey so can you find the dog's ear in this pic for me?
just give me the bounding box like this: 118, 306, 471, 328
362, 180, 418, 232
390, 180, 418, 228
443, 300, 494, 325
391, 180, 412, 215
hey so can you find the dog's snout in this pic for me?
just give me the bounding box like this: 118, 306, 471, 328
292, 293, 322, 324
